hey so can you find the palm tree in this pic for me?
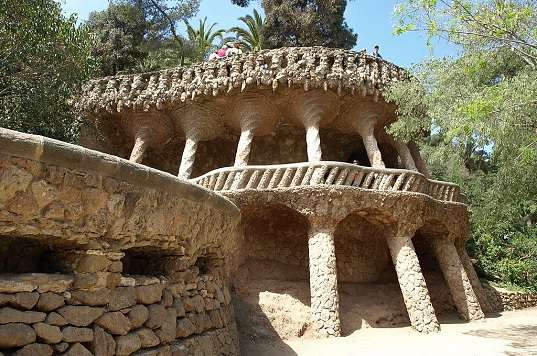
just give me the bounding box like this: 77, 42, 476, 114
185, 17, 226, 61
229, 9, 264, 52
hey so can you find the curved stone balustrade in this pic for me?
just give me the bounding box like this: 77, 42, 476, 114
191, 162, 464, 204
78, 47, 406, 115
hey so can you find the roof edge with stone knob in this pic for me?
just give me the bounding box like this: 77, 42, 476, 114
77, 46, 408, 115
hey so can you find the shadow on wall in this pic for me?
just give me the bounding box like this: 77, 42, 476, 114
464, 325, 537, 356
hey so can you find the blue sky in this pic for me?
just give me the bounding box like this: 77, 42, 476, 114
61, 0, 458, 68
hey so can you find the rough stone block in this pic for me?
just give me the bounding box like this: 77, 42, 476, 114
63, 342, 93, 356
61, 326, 94, 343
0, 307, 46, 324
145, 304, 166, 329
175, 318, 195, 338
10, 292, 39, 310
115, 332, 142, 355
95, 311, 131, 335
155, 309, 176, 343
135, 328, 160, 348
128, 304, 149, 329
70, 289, 111, 306
57, 305, 103, 326
45, 312, 67, 326
36, 292, 65, 312
172, 298, 185, 318
13, 342, 53, 356
53, 342, 69, 353
0, 323, 36, 348
136, 284, 163, 305
33, 322, 62, 344
0, 165, 33, 203
91, 325, 116, 356
108, 287, 136, 311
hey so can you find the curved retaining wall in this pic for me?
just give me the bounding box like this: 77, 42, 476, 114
0, 128, 241, 355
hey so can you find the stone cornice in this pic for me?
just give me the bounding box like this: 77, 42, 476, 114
78, 47, 407, 115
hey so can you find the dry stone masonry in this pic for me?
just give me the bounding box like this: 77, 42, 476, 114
0, 129, 240, 355
2, 46, 533, 354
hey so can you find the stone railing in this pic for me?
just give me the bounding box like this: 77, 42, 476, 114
190, 162, 465, 203
78, 47, 407, 114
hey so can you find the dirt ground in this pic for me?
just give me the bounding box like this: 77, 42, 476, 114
244, 307, 537, 356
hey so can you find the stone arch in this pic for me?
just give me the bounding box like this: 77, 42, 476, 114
413, 221, 458, 317
333, 210, 409, 335
233, 203, 313, 341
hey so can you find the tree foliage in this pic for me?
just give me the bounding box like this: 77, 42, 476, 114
230, 9, 265, 51
86, 3, 146, 76
262, 0, 357, 49
231, 0, 357, 49
387, 0, 537, 290
86, 0, 200, 75
185, 18, 226, 61
0, 0, 96, 142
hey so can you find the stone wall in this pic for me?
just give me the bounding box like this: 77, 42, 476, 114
0, 129, 242, 355
483, 284, 537, 312
0, 267, 238, 355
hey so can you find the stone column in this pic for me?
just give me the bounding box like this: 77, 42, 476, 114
408, 141, 430, 177
178, 136, 198, 179
431, 238, 485, 321
308, 220, 341, 337
386, 233, 440, 333
457, 246, 493, 313
305, 121, 322, 162
354, 115, 385, 168
392, 141, 417, 171
234, 127, 255, 167
129, 129, 149, 163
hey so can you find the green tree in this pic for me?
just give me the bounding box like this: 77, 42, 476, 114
387, 0, 537, 290
0, 0, 95, 142
86, 3, 146, 75
87, 0, 200, 74
230, 9, 265, 51
231, 0, 357, 49
185, 18, 226, 61
261, 0, 357, 49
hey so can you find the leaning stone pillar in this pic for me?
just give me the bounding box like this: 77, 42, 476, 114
393, 141, 417, 170
354, 115, 385, 168
431, 238, 485, 321
129, 129, 149, 163
305, 121, 322, 162
308, 220, 341, 337
234, 125, 255, 167
178, 135, 199, 179
457, 246, 493, 313
408, 141, 430, 177
386, 233, 440, 333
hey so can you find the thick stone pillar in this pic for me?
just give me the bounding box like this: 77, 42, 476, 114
129, 130, 149, 164
393, 141, 417, 171
354, 115, 385, 168
457, 247, 493, 313
234, 127, 254, 167
308, 221, 340, 337
431, 238, 485, 321
386, 234, 440, 333
305, 122, 322, 162
408, 141, 430, 177
178, 136, 198, 179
